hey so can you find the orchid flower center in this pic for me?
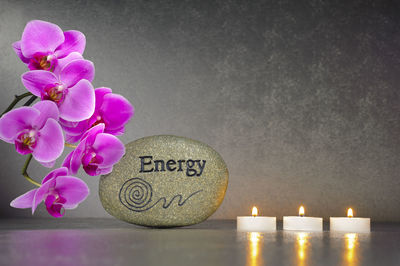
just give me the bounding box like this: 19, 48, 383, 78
82, 151, 104, 176
48, 189, 64, 203
29, 54, 56, 71
84, 152, 102, 165
15, 129, 38, 155
42, 84, 66, 104
45, 191, 66, 218
91, 115, 105, 128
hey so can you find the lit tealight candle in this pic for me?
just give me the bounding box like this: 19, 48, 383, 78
330, 208, 370, 233
237, 206, 276, 232
283, 205, 323, 231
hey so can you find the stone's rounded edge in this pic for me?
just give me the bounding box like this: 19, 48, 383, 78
202, 167, 229, 221
98, 134, 229, 228
125, 135, 227, 160
98, 174, 116, 221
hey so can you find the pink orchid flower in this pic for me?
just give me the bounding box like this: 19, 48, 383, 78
60, 87, 134, 143
63, 124, 125, 176
0, 101, 64, 166
13, 20, 85, 72
10, 167, 89, 218
21, 59, 95, 122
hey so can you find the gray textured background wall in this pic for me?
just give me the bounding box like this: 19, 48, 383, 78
0, 0, 399, 221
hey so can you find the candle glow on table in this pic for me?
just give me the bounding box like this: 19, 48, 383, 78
296, 232, 309, 264
345, 233, 357, 263
237, 206, 276, 232
246, 232, 263, 266
283, 205, 323, 231
330, 208, 370, 233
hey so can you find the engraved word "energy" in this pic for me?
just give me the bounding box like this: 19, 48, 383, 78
139, 156, 206, 177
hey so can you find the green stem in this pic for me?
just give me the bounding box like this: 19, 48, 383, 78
65, 142, 77, 148
21, 154, 41, 187
1, 92, 33, 116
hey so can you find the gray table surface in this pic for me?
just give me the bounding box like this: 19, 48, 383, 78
0, 218, 398, 266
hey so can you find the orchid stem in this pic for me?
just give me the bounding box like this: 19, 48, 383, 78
1, 92, 33, 116
23, 95, 38, 107
21, 154, 41, 187
65, 143, 77, 148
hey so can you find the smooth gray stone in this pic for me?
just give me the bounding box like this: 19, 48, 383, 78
99, 135, 229, 227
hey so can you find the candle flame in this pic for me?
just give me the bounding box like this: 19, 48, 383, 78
347, 208, 353, 218
299, 205, 305, 216
252, 206, 258, 217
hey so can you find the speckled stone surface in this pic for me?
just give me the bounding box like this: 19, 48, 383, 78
99, 135, 228, 227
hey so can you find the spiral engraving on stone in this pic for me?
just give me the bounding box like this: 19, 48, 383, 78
119, 177, 153, 211
119, 177, 203, 212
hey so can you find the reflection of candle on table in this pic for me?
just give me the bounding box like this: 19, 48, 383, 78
246, 232, 263, 266
283, 205, 323, 231
296, 232, 308, 264
345, 233, 357, 264
237, 207, 276, 232
330, 208, 370, 233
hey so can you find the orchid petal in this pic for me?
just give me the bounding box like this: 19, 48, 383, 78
10, 189, 37, 209
67, 124, 105, 174
32, 178, 55, 214
21, 70, 58, 97
92, 133, 125, 167
100, 93, 134, 130
81, 123, 105, 144
105, 126, 125, 136
58, 79, 95, 122
97, 166, 113, 176
69, 140, 86, 175
45, 194, 65, 218
21, 20, 64, 58
60, 59, 94, 87
59, 119, 79, 128
82, 165, 98, 176
54, 52, 83, 76
55, 176, 89, 209
42, 167, 69, 184
61, 120, 88, 136
32, 100, 59, 128
39, 160, 56, 168
12, 41, 30, 64
66, 134, 84, 144
54, 30, 86, 58
62, 151, 74, 170
33, 118, 64, 163
0, 107, 39, 143
94, 87, 112, 109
